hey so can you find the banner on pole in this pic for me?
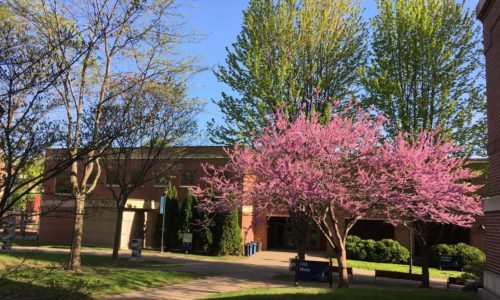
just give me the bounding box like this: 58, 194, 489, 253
159, 196, 165, 214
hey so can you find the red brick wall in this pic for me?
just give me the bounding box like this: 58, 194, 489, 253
480, 0, 500, 276
39, 147, 228, 247
38, 207, 74, 244
483, 0, 500, 195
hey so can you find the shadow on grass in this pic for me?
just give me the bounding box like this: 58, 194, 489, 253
206, 287, 476, 300
0, 251, 199, 299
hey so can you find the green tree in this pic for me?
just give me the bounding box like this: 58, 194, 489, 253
209, 0, 367, 144
164, 182, 180, 249
179, 189, 195, 238
212, 210, 242, 256
191, 196, 213, 254
363, 0, 485, 156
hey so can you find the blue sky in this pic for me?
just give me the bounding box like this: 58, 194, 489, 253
179, 0, 481, 141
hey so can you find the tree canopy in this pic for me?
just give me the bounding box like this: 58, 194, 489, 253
209, 0, 367, 144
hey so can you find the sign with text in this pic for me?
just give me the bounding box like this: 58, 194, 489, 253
289, 259, 331, 283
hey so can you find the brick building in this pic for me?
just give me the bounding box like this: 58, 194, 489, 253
39, 147, 487, 255
477, 0, 500, 299
38, 146, 228, 249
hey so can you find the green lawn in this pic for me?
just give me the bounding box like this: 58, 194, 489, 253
0, 251, 199, 298
343, 259, 463, 279
203, 287, 476, 300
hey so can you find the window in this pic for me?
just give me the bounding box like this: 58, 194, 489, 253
180, 170, 196, 186
55, 172, 72, 194
106, 168, 120, 185
130, 171, 144, 186
154, 175, 170, 186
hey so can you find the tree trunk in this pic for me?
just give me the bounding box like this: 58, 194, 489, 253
337, 246, 349, 288
421, 247, 431, 288
68, 194, 85, 271
112, 206, 124, 259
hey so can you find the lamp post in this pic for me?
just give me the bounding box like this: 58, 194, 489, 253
409, 228, 413, 274
160, 193, 166, 253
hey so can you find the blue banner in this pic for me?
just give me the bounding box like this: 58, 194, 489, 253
159, 196, 165, 214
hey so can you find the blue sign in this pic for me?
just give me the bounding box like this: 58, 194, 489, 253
439, 255, 464, 270
290, 259, 331, 283
159, 196, 165, 214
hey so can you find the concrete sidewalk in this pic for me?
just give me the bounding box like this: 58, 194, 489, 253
11, 247, 450, 299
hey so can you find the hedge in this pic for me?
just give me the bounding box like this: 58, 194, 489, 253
346, 235, 409, 264
431, 243, 485, 266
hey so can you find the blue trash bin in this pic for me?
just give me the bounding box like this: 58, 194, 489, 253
251, 242, 256, 255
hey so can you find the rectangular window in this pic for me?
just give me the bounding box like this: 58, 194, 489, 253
154, 175, 170, 186
130, 170, 144, 186
180, 170, 196, 186
55, 172, 72, 194
106, 168, 120, 186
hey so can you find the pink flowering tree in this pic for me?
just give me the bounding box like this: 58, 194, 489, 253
381, 131, 482, 288
196, 104, 390, 288
195, 104, 482, 289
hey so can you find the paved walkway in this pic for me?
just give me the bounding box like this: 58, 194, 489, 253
12, 247, 449, 299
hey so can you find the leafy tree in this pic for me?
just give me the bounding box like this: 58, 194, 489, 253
179, 189, 195, 238
102, 80, 201, 259
382, 131, 482, 287
10, 0, 187, 270
196, 104, 481, 288
209, 0, 367, 144
363, 0, 485, 156
212, 210, 242, 256
191, 195, 213, 254
164, 182, 180, 249
0, 3, 85, 222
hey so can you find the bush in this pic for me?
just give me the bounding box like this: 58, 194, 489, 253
346, 236, 409, 264
453, 243, 486, 266
346, 236, 367, 261
377, 239, 410, 263
431, 243, 485, 266
211, 210, 242, 256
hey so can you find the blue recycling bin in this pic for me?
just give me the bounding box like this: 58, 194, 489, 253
251, 242, 256, 255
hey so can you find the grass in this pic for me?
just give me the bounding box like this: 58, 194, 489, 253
0, 251, 200, 298
343, 259, 463, 279
13, 240, 244, 261
203, 287, 476, 300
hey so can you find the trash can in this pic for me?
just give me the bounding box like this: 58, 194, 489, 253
256, 241, 261, 252
245, 243, 250, 256
251, 242, 256, 255
130, 239, 143, 261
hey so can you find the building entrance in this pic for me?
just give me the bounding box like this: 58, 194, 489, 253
267, 216, 324, 250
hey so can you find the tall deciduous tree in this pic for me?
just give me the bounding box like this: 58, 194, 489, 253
11, 0, 187, 271
208, 0, 367, 144
0, 3, 85, 222
381, 131, 482, 288
363, 0, 485, 156
102, 80, 201, 259
196, 103, 481, 288
197, 104, 389, 287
